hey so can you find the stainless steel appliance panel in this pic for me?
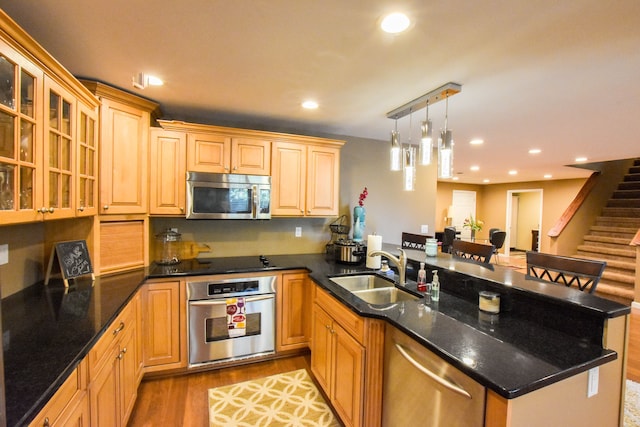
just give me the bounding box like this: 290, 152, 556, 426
382, 326, 486, 427
188, 294, 275, 366
186, 172, 271, 220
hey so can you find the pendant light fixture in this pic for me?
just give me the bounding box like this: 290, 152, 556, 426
438, 94, 454, 179
403, 109, 416, 191
390, 119, 401, 171
419, 101, 433, 165
386, 82, 462, 187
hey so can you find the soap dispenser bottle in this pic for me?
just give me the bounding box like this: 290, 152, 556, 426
431, 270, 440, 301
417, 262, 427, 292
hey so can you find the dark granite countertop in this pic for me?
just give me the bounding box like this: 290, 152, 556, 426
2, 250, 630, 425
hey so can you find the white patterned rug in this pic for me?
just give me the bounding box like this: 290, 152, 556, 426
208, 369, 341, 427
627, 379, 640, 427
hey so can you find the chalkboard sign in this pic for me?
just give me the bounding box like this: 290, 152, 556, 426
45, 240, 94, 287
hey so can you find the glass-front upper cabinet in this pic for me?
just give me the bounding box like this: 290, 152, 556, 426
76, 101, 97, 216
43, 76, 75, 219
0, 40, 43, 224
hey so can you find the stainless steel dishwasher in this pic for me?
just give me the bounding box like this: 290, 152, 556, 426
382, 326, 486, 426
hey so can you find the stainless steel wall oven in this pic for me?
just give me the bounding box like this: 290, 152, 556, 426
187, 275, 276, 367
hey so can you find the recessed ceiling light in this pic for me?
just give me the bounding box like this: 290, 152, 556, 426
302, 100, 318, 109
544, 174, 552, 179
575, 157, 588, 162
380, 12, 410, 34
470, 165, 480, 171
470, 139, 484, 145
529, 148, 541, 154
508, 170, 518, 175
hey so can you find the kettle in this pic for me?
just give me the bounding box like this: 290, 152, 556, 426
155, 228, 182, 265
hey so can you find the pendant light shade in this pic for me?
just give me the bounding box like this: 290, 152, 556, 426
403, 145, 416, 191
419, 119, 433, 165
438, 129, 454, 179
390, 121, 402, 171
438, 95, 454, 178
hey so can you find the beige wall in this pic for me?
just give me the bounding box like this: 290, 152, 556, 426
0, 222, 45, 297
437, 179, 586, 254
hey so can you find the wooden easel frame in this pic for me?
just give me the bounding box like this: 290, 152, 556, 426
45, 240, 95, 287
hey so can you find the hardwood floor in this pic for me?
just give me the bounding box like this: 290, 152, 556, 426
128, 355, 312, 427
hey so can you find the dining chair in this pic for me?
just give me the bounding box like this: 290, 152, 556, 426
451, 239, 495, 264
441, 227, 457, 254
525, 251, 606, 293
401, 232, 429, 251
489, 231, 507, 264
488, 228, 500, 239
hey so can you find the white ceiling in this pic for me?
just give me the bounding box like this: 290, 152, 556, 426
1, 0, 639, 184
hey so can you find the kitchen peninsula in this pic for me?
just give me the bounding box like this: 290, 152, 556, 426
2, 248, 629, 426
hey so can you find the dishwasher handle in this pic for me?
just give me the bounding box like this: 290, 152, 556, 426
395, 343, 472, 399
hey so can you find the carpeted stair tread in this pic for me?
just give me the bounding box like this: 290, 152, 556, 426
617, 181, 640, 191
576, 244, 635, 258
583, 235, 632, 245
595, 216, 640, 226
577, 255, 636, 271
607, 199, 640, 208
601, 207, 640, 217
612, 189, 640, 199
601, 271, 636, 285
594, 281, 634, 303
589, 225, 638, 237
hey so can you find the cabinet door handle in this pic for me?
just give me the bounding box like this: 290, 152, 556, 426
112, 321, 125, 336
78, 206, 85, 212
394, 343, 472, 399
48, 207, 54, 213
103, 205, 109, 210
43, 417, 50, 427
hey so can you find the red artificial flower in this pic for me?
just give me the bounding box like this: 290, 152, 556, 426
358, 187, 368, 207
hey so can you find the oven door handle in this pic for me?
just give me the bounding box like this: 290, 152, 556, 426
189, 294, 274, 306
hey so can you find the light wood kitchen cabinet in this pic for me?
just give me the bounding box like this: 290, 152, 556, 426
75, 101, 98, 217
311, 285, 385, 427
28, 359, 89, 427
149, 128, 186, 215
312, 301, 364, 427
276, 271, 311, 352
141, 280, 187, 372
0, 34, 99, 225
42, 76, 76, 220
186, 132, 271, 175
271, 141, 341, 216
81, 80, 159, 215
88, 294, 140, 427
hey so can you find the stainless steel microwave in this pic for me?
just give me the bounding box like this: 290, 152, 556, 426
186, 172, 271, 219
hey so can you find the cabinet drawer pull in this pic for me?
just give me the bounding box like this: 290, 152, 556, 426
394, 343, 472, 399
103, 205, 109, 210
112, 321, 125, 335
116, 350, 124, 360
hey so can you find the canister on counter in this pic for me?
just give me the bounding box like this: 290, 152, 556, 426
425, 238, 438, 257
478, 291, 500, 314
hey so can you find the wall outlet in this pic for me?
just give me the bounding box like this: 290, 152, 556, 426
0, 243, 8, 265
295, 227, 302, 237
420, 225, 429, 234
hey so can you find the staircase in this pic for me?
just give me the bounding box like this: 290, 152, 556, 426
575, 159, 640, 304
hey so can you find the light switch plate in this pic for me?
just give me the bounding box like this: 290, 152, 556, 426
587, 366, 599, 397
421, 225, 429, 234
0, 244, 8, 265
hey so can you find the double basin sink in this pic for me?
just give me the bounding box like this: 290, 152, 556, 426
329, 273, 422, 305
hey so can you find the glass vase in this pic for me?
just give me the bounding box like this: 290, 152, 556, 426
353, 206, 366, 242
